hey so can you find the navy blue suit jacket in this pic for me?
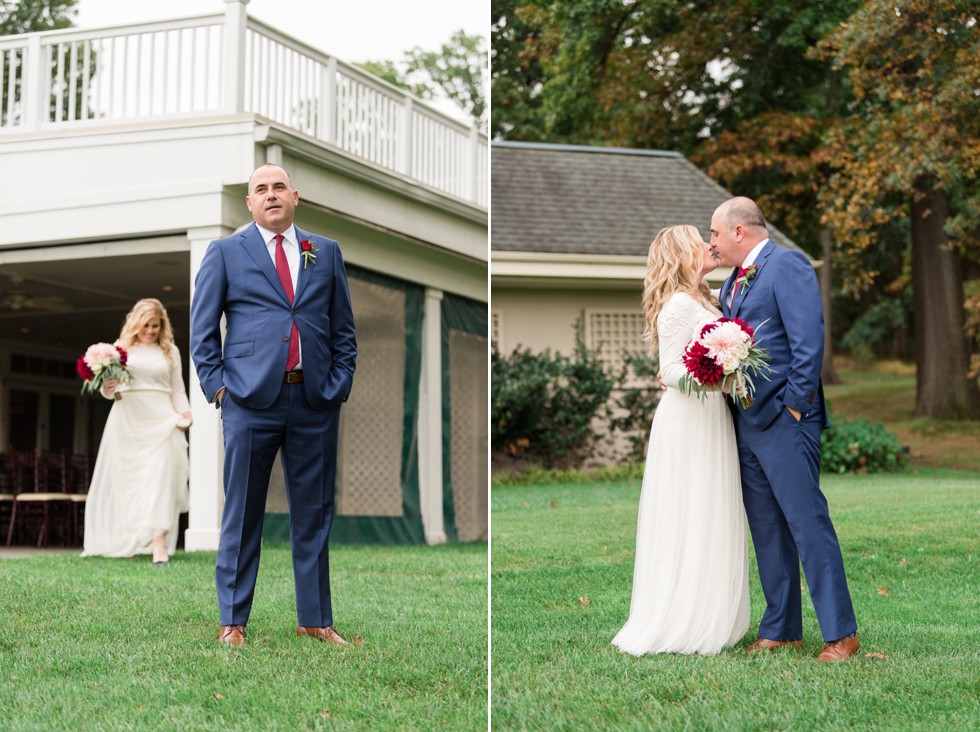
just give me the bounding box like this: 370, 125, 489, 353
190, 222, 357, 410
720, 240, 827, 431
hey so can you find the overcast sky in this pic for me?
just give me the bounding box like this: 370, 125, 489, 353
75, 0, 487, 66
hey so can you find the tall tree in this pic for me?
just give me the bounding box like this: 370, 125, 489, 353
1, 0, 81, 126
0, 0, 77, 35
492, 0, 713, 150
490, 0, 547, 139
818, 0, 980, 418
490, 0, 861, 153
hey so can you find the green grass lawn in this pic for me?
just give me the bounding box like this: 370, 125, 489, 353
0, 542, 487, 731
491, 471, 979, 731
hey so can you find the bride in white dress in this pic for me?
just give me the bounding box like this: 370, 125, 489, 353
612, 225, 750, 656
81, 299, 192, 564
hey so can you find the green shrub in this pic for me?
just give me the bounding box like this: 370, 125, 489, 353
821, 413, 907, 474
491, 336, 614, 469
491, 346, 553, 449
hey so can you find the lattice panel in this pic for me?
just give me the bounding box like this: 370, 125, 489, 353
450, 330, 489, 541
337, 279, 406, 515
585, 309, 646, 375
265, 277, 405, 516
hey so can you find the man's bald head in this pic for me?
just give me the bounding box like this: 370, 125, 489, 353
718, 196, 768, 232
248, 163, 294, 195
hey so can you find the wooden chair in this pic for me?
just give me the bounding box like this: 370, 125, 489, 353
0, 454, 13, 538
4, 449, 36, 546
66, 452, 94, 546
5, 449, 74, 548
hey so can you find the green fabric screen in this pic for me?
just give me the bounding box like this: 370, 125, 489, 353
441, 293, 488, 542
263, 264, 425, 544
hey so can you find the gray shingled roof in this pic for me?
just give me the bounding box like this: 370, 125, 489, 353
491, 141, 803, 255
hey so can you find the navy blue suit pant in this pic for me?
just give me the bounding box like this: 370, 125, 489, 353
217, 380, 340, 627
736, 406, 857, 642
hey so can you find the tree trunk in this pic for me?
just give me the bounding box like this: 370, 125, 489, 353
911, 178, 980, 418
819, 225, 841, 385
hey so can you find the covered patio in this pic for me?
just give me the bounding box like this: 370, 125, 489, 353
0, 0, 488, 548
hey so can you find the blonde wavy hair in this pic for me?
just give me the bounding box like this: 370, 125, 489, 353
641, 225, 717, 351
117, 298, 176, 361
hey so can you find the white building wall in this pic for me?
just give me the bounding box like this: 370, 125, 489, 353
492, 287, 642, 356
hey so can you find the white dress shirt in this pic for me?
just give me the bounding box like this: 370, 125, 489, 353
256, 223, 303, 369
727, 238, 769, 310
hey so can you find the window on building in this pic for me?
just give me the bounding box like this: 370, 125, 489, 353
584, 309, 647, 377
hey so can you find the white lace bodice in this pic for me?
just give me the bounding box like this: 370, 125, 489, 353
657, 292, 721, 390
102, 343, 191, 413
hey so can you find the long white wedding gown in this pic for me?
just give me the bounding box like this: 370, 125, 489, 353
81, 344, 190, 558
612, 292, 750, 656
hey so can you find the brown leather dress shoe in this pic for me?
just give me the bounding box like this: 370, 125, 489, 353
745, 638, 804, 652
818, 634, 860, 662
218, 625, 246, 646
297, 626, 349, 646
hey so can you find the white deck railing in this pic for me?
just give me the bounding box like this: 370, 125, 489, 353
0, 4, 487, 208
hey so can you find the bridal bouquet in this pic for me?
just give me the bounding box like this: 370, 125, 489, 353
679, 317, 774, 408
77, 342, 131, 398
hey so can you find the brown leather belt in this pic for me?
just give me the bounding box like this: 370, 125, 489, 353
284, 371, 304, 384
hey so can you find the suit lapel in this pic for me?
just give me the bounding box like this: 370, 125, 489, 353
731, 239, 775, 319
239, 223, 291, 305
293, 226, 315, 304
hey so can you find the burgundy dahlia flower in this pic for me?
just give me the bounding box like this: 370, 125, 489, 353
682, 341, 724, 385
76, 357, 94, 381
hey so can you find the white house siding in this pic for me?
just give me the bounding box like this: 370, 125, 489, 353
492, 287, 644, 358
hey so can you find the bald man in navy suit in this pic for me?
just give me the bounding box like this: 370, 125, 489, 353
191, 164, 357, 647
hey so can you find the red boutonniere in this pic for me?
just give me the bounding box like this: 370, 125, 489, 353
736, 264, 760, 293
300, 239, 318, 269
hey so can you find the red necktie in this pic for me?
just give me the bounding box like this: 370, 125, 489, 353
732, 266, 749, 299
274, 234, 300, 371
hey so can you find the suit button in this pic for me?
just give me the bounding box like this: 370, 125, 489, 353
282, 336, 289, 341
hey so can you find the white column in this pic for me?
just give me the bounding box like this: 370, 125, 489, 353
418, 288, 446, 544
184, 226, 231, 551
265, 143, 283, 167
24, 34, 45, 132
222, 0, 249, 115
